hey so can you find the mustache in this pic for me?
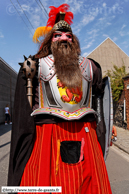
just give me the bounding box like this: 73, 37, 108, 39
52, 40, 72, 49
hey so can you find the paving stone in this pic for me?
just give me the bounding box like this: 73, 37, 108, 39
113, 126, 129, 154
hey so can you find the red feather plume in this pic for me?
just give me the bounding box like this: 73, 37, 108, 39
46, 4, 73, 27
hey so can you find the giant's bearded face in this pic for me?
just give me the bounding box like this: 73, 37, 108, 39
35, 29, 82, 89
51, 31, 82, 89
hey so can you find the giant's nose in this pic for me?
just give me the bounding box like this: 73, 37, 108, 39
60, 33, 69, 40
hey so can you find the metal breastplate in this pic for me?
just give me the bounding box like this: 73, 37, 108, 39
31, 54, 96, 120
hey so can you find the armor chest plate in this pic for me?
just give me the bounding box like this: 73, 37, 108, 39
31, 55, 96, 120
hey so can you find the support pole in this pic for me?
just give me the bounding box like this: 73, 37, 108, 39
124, 98, 126, 122
27, 78, 33, 108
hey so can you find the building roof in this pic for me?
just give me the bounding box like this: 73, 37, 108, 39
87, 37, 129, 76
87, 37, 129, 58
0, 57, 17, 74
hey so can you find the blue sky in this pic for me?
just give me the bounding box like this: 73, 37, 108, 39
0, 0, 129, 73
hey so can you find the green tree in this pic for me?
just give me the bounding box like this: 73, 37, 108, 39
104, 62, 129, 102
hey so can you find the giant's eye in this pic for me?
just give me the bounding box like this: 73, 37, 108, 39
66, 34, 72, 38
54, 34, 61, 38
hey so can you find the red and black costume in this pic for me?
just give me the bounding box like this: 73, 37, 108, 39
8, 4, 112, 194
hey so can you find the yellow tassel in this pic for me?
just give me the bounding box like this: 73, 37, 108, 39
33, 26, 52, 43
55, 139, 60, 175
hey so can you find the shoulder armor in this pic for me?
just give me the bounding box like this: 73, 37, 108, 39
38, 54, 55, 81
79, 56, 92, 82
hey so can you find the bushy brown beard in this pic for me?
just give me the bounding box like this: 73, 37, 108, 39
51, 40, 82, 89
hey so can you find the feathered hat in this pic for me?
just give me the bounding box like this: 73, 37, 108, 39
33, 4, 73, 43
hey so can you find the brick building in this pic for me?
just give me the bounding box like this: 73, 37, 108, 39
0, 57, 17, 123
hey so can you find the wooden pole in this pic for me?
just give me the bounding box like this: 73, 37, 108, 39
27, 78, 33, 108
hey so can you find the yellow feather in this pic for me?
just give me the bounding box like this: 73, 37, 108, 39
33, 26, 52, 43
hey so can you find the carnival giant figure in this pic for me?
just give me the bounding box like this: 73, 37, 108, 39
8, 4, 112, 194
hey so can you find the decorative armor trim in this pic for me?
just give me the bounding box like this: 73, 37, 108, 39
53, 20, 72, 32
31, 55, 96, 120
32, 107, 96, 120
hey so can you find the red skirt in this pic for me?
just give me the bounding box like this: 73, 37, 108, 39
19, 121, 112, 194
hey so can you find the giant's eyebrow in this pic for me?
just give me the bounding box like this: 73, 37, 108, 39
65, 32, 72, 34
54, 31, 72, 34
54, 31, 62, 34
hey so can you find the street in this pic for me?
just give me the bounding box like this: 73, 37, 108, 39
0, 125, 11, 191
106, 145, 129, 194
0, 124, 129, 193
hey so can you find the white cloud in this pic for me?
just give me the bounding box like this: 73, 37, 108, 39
21, 4, 30, 12
72, 12, 98, 36
87, 29, 99, 37
103, 3, 107, 7
99, 17, 104, 21
107, 22, 111, 25
113, 37, 118, 41
72, 27, 81, 35
81, 38, 95, 51
119, 31, 125, 36
81, 8, 98, 27
0, 32, 4, 38
16, 3, 32, 15
122, 41, 127, 45
119, 29, 129, 37
121, 24, 126, 30
82, 52, 90, 57
112, 3, 119, 10
96, 15, 115, 31
82, 15, 96, 26
60, 0, 84, 15
17, 1, 47, 30
30, 14, 43, 28
81, 42, 93, 50
112, 15, 116, 19
103, 34, 108, 38
71, 1, 83, 14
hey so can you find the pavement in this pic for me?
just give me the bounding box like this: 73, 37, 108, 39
0, 123, 12, 188
113, 125, 129, 155
0, 123, 12, 136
